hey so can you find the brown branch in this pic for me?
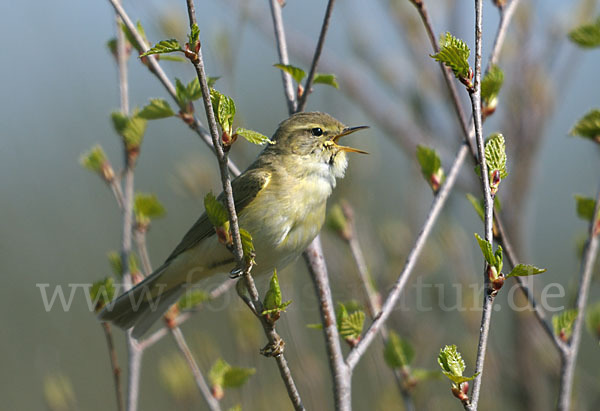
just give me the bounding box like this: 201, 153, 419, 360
557, 185, 600, 411
102, 322, 124, 411
296, 0, 336, 112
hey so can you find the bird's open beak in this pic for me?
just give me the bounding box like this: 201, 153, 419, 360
331, 126, 370, 154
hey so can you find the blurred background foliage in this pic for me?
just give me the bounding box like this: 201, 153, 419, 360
1, 0, 600, 410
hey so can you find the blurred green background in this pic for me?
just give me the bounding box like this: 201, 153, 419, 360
1, 0, 599, 410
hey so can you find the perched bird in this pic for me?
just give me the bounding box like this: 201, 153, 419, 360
99, 111, 368, 338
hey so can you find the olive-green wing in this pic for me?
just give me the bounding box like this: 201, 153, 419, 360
164, 169, 271, 264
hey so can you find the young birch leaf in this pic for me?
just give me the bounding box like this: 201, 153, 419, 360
89, 277, 115, 311
484, 133, 508, 178
178, 289, 210, 310
240, 228, 256, 261
437, 345, 479, 385
210, 89, 236, 134
416, 145, 445, 191
111, 112, 147, 148
134, 193, 166, 226
553, 309, 578, 341
574, 195, 596, 221
80, 145, 108, 174
140, 39, 183, 57
263, 269, 289, 314
158, 55, 187, 62
175, 78, 189, 106
339, 310, 365, 341
474, 233, 496, 266
313, 73, 339, 89
383, 331, 415, 369
138, 99, 175, 120
505, 264, 546, 278
107, 251, 123, 277
430, 33, 471, 80
222, 366, 256, 389
188, 23, 200, 47
235, 127, 274, 145
204, 192, 228, 227
570, 109, 600, 143
568, 17, 600, 48
121, 21, 147, 52
494, 245, 503, 273
273, 63, 306, 84
481, 65, 504, 107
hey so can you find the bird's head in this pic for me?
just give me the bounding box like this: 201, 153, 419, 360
267, 112, 368, 178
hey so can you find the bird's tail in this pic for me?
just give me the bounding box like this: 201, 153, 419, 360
98, 265, 186, 339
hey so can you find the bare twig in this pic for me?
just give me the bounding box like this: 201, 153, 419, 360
102, 322, 124, 411
303, 238, 351, 411
557, 185, 600, 411
184, 2, 304, 409
342, 204, 415, 410
296, 0, 336, 112
466, 1, 495, 409
487, 0, 521, 69
346, 143, 470, 370
171, 326, 222, 411
106, 0, 240, 176
268, 0, 297, 113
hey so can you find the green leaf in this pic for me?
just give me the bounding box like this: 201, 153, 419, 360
585, 301, 600, 339
481, 65, 504, 106
107, 251, 140, 278
430, 32, 471, 80
240, 228, 256, 261
575, 195, 597, 221
553, 309, 578, 340
235, 127, 273, 145
495, 245, 503, 274
89, 277, 115, 311
325, 203, 349, 236
111, 111, 147, 148
313, 73, 339, 89
80, 145, 108, 173
188, 23, 200, 47
383, 331, 415, 369
178, 289, 210, 310
505, 264, 547, 278
140, 39, 183, 57
182, 77, 220, 102
210, 89, 236, 134
204, 192, 228, 227
121, 21, 147, 52
416, 145, 445, 190
437, 345, 479, 385
175, 78, 189, 107
570, 109, 600, 142
568, 17, 600, 48
138, 99, 175, 120
107, 38, 117, 56
263, 269, 283, 313
306, 323, 323, 330
209, 358, 255, 389
43, 374, 76, 411
336, 302, 365, 341
484, 133, 508, 179
134, 193, 166, 226
273, 63, 306, 84
159, 354, 195, 401
474, 233, 496, 266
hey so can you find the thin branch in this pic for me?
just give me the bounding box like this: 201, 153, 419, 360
125, 346, 142, 411
106, 0, 240, 176
266, 2, 344, 409
303, 238, 351, 411
296, 0, 336, 112
171, 326, 222, 411
487, 0, 521, 69
346, 143, 470, 370
268, 0, 297, 113
102, 322, 124, 411
342, 204, 415, 411
134, 228, 152, 276
185, 2, 304, 409
557, 185, 600, 411
467, 0, 494, 409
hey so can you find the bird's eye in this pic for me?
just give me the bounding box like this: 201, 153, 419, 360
311, 127, 324, 137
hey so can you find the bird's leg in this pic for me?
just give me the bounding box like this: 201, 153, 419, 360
235, 278, 262, 316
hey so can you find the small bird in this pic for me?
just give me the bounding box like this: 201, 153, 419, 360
99, 112, 368, 338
